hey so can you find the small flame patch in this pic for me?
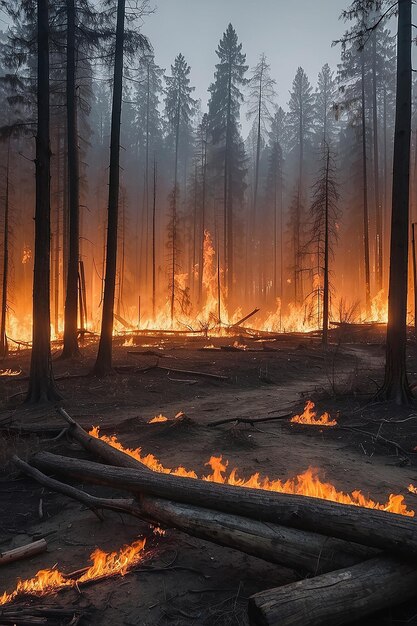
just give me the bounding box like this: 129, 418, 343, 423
0, 538, 146, 606
290, 400, 337, 427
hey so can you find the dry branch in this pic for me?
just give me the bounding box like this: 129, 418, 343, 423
31, 451, 417, 558
207, 412, 292, 427
13, 455, 144, 521
248, 556, 417, 626
154, 365, 228, 380
0, 538, 47, 566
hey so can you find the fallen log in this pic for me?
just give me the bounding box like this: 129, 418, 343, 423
56, 407, 148, 470
32, 451, 417, 558
0, 538, 47, 566
248, 556, 417, 626
139, 495, 377, 573
14, 454, 377, 575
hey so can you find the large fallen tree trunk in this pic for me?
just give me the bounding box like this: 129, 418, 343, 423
248, 556, 417, 626
14, 455, 376, 574
139, 495, 377, 573
32, 451, 417, 557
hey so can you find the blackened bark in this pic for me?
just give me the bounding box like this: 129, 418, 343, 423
26, 0, 61, 402
62, 0, 80, 358
93, 0, 125, 375
379, 0, 413, 404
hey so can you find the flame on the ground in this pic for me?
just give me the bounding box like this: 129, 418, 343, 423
290, 400, 337, 427
0, 538, 146, 606
0, 368, 22, 376
148, 414, 168, 424
88, 427, 414, 517
408, 484, 417, 495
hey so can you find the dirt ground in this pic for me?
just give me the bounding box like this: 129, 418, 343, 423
1, 330, 417, 625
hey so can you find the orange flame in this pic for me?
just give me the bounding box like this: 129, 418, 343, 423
408, 484, 417, 495
290, 400, 337, 427
88, 427, 413, 517
0, 538, 146, 606
148, 414, 169, 424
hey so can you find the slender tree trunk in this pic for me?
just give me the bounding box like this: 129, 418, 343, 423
224, 65, 232, 305
54, 130, 61, 337
152, 158, 156, 318
198, 130, 207, 303
170, 97, 181, 324
412, 223, 417, 338
379, 0, 413, 403
62, 0, 80, 358
93, 0, 125, 375
27, 0, 61, 402
323, 147, 330, 346
361, 49, 371, 314
372, 31, 383, 293
0, 141, 10, 358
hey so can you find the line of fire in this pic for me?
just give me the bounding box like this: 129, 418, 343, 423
0, 0, 417, 625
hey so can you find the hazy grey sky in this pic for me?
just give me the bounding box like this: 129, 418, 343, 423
143, 0, 351, 124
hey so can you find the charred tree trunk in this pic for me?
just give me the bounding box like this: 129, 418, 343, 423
361, 49, 371, 315
61, 0, 80, 359
93, 0, 125, 375
0, 142, 10, 358
152, 158, 156, 318
379, 0, 413, 403
26, 0, 61, 403
322, 146, 330, 345
372, 31, 383, 293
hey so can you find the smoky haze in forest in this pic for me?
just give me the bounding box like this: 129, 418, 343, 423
145, 0, 348, 125
0, 0, 412, 397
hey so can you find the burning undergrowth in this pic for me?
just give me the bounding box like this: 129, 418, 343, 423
0, 538, 148, 606
88, 426, 414, 517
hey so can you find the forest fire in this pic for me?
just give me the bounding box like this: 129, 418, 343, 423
88, 427, 413, 517
290, 400, 337, 426
0, 538, 147, 606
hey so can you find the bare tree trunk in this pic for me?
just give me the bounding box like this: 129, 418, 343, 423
152, 158, 156, 318
322, 146, 330, 345
372, 31, 383, 293
93, 0, 125, 375
62, 0, 80, 358
0, 141, 10, 358
361, 49, 371, 315
27, 0, 61, 402
54, 130, 61, 337
379, 0, 413, 404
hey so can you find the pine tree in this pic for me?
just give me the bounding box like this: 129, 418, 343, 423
287, 67, 315, 303
164, 53, 195, 323
208, 23, 248, 305
307, 145, 340, 344
315, 63, 337, 146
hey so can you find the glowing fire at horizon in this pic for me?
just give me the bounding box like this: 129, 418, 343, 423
4, 230, 392, 349
88, 427, 414, 517
290, 400, 337, 427
0, 538, 147, 606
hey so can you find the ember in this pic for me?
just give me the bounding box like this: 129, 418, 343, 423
88, 427, 413, 517
0, 538, 146, 606
290, 400, 337, 427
